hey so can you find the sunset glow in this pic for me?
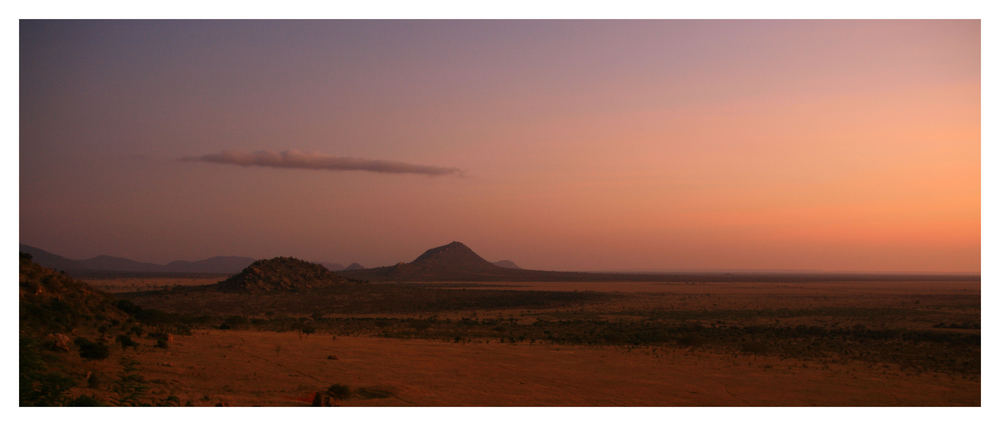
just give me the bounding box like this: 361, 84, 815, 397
20, 20, 980, 273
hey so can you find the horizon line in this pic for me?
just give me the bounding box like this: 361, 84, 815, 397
20, 242, 979, 277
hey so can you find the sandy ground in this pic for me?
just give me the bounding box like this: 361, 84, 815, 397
86, 277, 979, 406
122, 330, 978, 407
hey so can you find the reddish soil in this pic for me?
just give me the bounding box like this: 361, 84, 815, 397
122, 330, 977, 406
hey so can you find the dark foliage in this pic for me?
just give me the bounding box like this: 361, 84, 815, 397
116, 334, 138, 349
121, 283, 614, 316
326, 384, 352, 400
74, 337, 110, 360
355, 386, 396, 399
111, 358, 148, 406
67, 395, 103, 406
20, 338, 75, 406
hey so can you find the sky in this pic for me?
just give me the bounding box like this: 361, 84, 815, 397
19, 20, 980, 273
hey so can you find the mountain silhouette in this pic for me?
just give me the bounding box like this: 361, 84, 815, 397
76, 255, 165, 273
410, 241, 499, 271
493, 260, 520, 269
164, 256, 259, 274
321, 262, 346, 271
341, 241, 513, 281
340, 241, 850, 282
19, 244, 255, 274
18, 245, 83, 272
343, 262, 365, 271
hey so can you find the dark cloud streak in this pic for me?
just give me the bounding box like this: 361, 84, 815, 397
180, 150, 463, 177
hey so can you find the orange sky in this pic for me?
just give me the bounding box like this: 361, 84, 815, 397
20, 20, 980, 273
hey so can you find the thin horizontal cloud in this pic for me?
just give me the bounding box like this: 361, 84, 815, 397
181, 150, 463, 177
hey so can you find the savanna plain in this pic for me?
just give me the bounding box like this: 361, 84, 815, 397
22, 255, 979, 406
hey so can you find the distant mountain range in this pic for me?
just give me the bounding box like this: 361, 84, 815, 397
19, 244, 384, 276
339, 241, 642, 281
19, 244, 257, 274
22, 242, 971, 283
321, 262, 366, 271
337, 241, 618, 282
337, 241, 976, 283
321, 262, 345, 271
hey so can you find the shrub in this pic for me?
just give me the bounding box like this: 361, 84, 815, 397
115, 300, 143, 316
219, 315, 249, 330
116, 335, 138, 349
148, 330, 169, 339
75, 338, 110, 360
326, 384, 351, 400
355, 386, 396, 399
158, 395, 181, 407
675, 333, 705, 347
111, 358, 148, 406
20, 338, 75, 406
67, 395, 103, 406
297, 322, 317, 335
739, 340, 769, 355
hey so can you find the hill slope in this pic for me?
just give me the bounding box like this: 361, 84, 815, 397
19, 253, 132, 334
20, 252, 143, 406
18, 245, 84, 273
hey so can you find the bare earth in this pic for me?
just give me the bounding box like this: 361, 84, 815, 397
88, 277, 978, 406
109, 330, 977, 406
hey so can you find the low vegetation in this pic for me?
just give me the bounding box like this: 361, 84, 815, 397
116, 300, 980, 376
120, 282, 613, 316
21, 251, 981, 405
236, 316, 977, 376
313, 383, 397, 405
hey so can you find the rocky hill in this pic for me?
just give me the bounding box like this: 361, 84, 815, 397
19, 252, 143, 406
408, 241, 499, 272
214, 257, 351, 293
341, 241, 512, 281
20, 253, 131, 334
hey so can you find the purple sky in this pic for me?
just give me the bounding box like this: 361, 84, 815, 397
20, 20, 979, 272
